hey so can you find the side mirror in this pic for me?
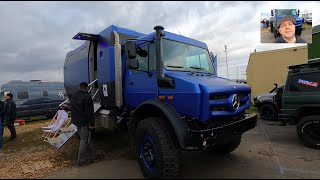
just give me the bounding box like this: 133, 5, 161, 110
129, 59, 139, 69
271, 10, 274, 16
137, 47, 148, 57
126, 41, 137, 59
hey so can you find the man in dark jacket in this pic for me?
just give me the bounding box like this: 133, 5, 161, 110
1, 92, 17, 141
69, 82, 103, 166
274, 15, 307, 43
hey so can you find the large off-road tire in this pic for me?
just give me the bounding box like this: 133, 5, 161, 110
135, 117, 181, 179
296, 115, 320, 149
258, 104, 278, 121
207, 135, 241, 154
270, 24, 274, 33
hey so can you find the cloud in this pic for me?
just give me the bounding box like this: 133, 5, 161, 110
0, 1, 319, 86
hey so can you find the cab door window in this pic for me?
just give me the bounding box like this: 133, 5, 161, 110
133, 43, 156, 73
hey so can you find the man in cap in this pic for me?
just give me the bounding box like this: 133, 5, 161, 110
69, 82, 104, 166
274, 15, 306, 43
1, 92, 17, 141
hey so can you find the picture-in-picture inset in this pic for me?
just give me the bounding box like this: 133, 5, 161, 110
260, 9, 312, 44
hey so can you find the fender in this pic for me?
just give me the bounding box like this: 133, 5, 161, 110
132, 99, 189, 149
261, 98, 278, 108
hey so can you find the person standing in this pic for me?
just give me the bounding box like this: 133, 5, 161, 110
69, 82, 103, 166
2, 93, 17, 141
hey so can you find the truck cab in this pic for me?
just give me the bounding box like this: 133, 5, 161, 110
63, 25, 257, 178
270, 9, 304, 38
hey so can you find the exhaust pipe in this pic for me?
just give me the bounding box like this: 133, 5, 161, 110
114, 31, 123, 108
154, 26, 174, 88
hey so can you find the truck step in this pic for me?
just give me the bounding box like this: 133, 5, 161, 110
47, 124, 78, 149
94, 102, 102, 113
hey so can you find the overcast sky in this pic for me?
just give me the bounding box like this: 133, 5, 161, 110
0, 1, 319, 86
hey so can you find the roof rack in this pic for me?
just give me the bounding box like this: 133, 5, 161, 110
288, 58, 320, 69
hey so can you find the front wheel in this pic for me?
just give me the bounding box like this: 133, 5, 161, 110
135, 117, 181, 179
296, 115, 320, 149
258, 104, 278, 121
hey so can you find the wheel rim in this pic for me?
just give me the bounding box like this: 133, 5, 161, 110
302, 121, 320, 141
140, 135, 156, 171
261, 107, 274, 119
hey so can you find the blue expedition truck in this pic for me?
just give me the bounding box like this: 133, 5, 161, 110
64, 25, 257, 179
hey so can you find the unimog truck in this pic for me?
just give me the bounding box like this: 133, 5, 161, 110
63, 25, 257, 178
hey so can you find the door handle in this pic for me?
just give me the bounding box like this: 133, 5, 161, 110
129, 81, 134, 85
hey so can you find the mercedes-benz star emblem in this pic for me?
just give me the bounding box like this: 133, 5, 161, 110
232, 94, 240, 110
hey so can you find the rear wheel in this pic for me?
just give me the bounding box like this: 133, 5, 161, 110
259, 104, 278, 121
296, 115, 320, 149
135, 117, 181, 179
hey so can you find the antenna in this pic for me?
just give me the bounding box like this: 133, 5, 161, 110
175, 21, 182, 35
224, 45, 229, 78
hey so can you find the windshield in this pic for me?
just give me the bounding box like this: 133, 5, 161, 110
276, 9, 297, 16
162, 39, 215, 74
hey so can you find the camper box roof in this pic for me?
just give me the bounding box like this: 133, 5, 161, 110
66, 25, 145, 57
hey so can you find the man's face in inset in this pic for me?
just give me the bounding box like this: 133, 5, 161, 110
278, 20, 295, 39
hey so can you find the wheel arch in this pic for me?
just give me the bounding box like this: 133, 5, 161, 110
129, 99, 189, 149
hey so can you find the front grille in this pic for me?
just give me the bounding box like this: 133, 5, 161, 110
209, 92, 249, 112
209, 94, 229, 100
211, 106, 228, 111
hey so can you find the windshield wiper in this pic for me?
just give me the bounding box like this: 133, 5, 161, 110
187, 66, 212, 75
166, 65, 184, 68
166, 65, 194, 75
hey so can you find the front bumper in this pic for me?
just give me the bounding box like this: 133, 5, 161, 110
186, 113, 257, 149
253, 98, 261, 108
